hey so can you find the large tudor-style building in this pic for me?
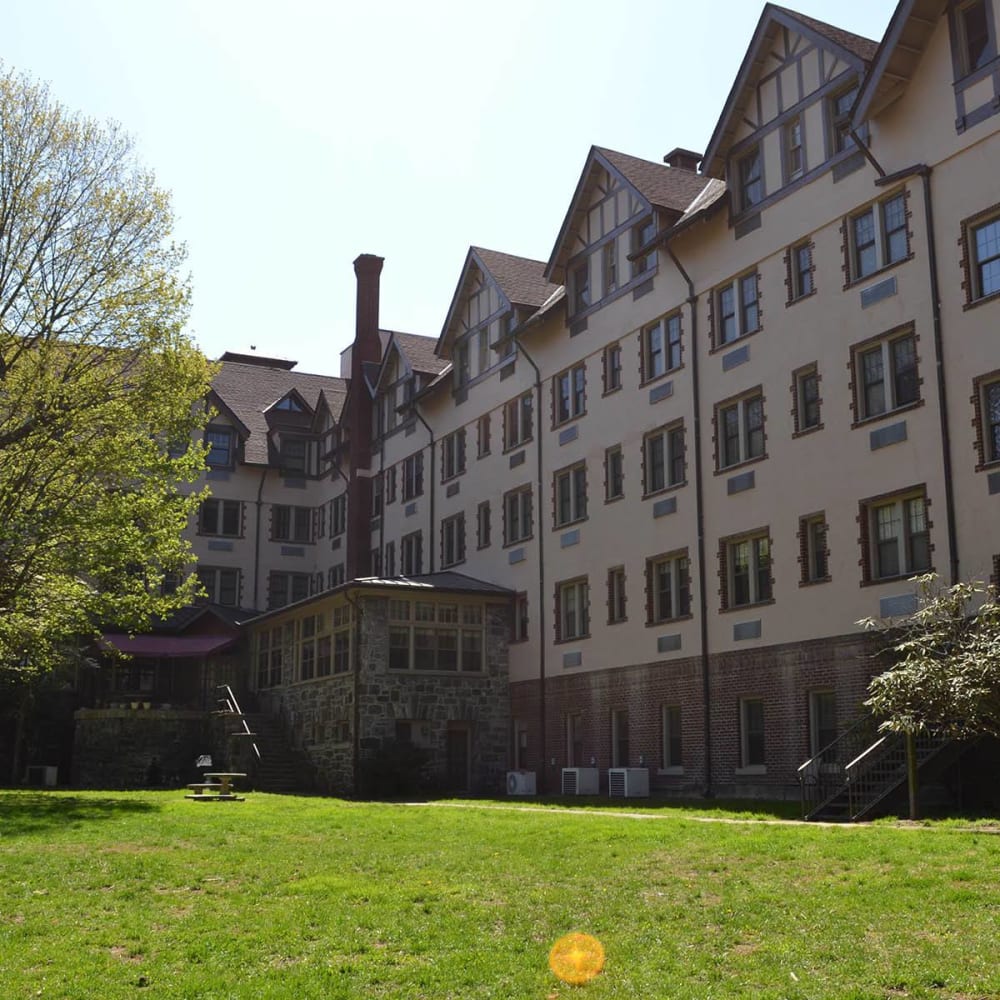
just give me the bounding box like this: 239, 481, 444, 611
68, 0, 1000, 809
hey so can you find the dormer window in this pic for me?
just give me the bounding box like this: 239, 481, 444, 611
829, 84, 858, 154
738, 147, 763, 212
631, 217, 656, 278
274, 395, 304, 412
959, 0, 993, 74
280, 436, 308, 475
205, 426, 235, 468
571, 261, 590, 314
784, 117, 804, 181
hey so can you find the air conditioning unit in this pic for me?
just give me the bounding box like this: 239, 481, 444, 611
25, 765, 58, 787
506, 770, 536, 796
561, 767, 600, 795
608, 767, 650, 798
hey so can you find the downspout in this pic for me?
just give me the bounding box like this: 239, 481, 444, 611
511, 333, 547, 794
412, 407, 436, 573
253, 467, 269, 610
345, 587, 362, 795
665, 245, 713, 798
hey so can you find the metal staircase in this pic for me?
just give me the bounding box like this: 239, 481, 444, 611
799, 717, 953, 821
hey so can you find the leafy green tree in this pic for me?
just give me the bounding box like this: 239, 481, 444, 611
0, 67, 214, 678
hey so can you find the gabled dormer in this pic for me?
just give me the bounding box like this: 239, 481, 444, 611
264, 389, 316, 478
701, 4, 879, 229
546, 146, 711, 329
437, 247, 555, 396
204, 389, 251, 472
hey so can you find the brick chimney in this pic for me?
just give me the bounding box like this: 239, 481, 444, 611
345, 253, 384, 581
663, 147, 702, 172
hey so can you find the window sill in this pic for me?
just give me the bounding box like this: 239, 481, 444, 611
643, 480, 687, 500
503, 536, 534, 550
799, 576, 832, 587
602, 385, 623, 398
735, 765, 767, 776
440, 472, 466, 485
502, 440, 533, 455
792, 423, 824, 439
714, 454, 767, 477
963, 288, 1000, 312
844, 254, 913, 291
553, 516, 588, 532
554, 634, 591, 646
850, 398, 923, 430
860, 568, 934, 589
786, 289, 817, 308
709, 326, 761, 356
639, 365, 683, 389
720, 598, 775, 615
607, 617, 628, 626
604, 494, 625, 505
646, 614, 693, 628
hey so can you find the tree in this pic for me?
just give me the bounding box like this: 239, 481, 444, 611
860, 574, 1000, 817
0, 66, 215, 679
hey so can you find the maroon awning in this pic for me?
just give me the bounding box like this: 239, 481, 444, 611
100, 633, 237, 659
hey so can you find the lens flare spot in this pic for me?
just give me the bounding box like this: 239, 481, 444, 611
548, 932, 605, 985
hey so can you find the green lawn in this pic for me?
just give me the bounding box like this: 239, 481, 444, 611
1, 792, 998, 999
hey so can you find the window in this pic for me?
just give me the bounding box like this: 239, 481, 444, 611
567, 712, 585, 767
738, 147, 763, 211
387, 600, 485, 673
400, 531, 423, 576
571, 260, 590, 314
847, 191, 908, 282
453, 340, 471, 387
329, 563, 346, 588
974, 375, 1000, 467
740, 698, 766, 769
784, 116, 804, 181
279, 436, 308, 475
714, 272, 759, 346
852, 329, 919, 421
788, 240, 814, 301
477, 414, 491, 457
607, 566, 626, 624
722, 531, 772, 609
205, 426, 235, 468
383, 541, 395, 578
197, 566, 240, 607
332, 494, 347, 536
504, 485, 533, 545
332, 605, 351, 674
554, 463, 587, 527
512, 593, 528, 643
402, 451, 424, 500
504, 393, 533, 450
800, 514, 830, 584
605, 445, 624, 501
267, 571, 310, 610
963, 212, 1000, 303
272, 505, 311, 543
647, 552, 691, 622
631, 216, 656, 277
863, 491, 930, 582
441, 428, 466, 481
256, 627, 284, 689
385, 466, 396, 505
716, 392, 765, 469
603, 238, 618, 294
476, 501, 491, 549
441, 513, 466, 568
829, 83, 858, 154
793, 365, 821, 433
372, 473, 384, 518
955, 0, 994, 76
611, 708, 629, 767
556, 578, 589, 642
553, 364, 586, 426
809, 691, 837, 756
641, 313, 681, 382
603, 343, 622, 393
198, 499, 241, 537
662, 705, 682, 770
643, 423, 685, 494
371, 547, 382, 577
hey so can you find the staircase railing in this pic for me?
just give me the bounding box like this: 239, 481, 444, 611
798, 715, 878, 818
217, 684, 261, 761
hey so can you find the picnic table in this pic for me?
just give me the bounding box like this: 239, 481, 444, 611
185, 772, 247, 801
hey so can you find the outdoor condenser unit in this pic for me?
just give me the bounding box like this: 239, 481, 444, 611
607, 767, 650, 798
561, 767, 600, 795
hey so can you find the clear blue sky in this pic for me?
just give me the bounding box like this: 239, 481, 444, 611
4, 1, 893, 375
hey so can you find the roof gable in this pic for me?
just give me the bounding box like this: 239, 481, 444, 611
701, 4, 879, 178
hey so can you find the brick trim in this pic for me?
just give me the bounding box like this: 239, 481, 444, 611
847, 322, 922, 428
717, 526, 773, 613
797, 511, 831, 586
645, 548, 691, 625
606, 565, 627, 625
712, 385, 767, 472
856, 483, 933, 586
790, 363, 823, 437
971, 369, 1000, 470
959, 202, 1000, 310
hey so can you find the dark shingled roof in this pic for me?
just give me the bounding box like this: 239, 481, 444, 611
389, 331, 450, 376
596, 148, 715, 216
772, 5, 879, 64
471, 248, 556, 309
211, 360, 347, 465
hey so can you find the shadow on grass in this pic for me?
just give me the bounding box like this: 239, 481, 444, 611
0, 792, 161, 837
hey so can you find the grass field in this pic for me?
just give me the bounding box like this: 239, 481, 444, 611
1, 791, 998, 999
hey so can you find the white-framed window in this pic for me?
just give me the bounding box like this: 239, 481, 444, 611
272, 505, 311, 543
603, 238, 618, 294
402, 451, 424, 500
607, 566, 626, 624
441, 428, 466, 481
603, 343, 622, 393
611, 708, 629, 767
737, 146, 763, 211
553, 363, 586, 426
717, 392, 764, 469
784, 116, 804, 181
954, 0, 994, 76
205, 426, 235, 468
556, 578, 589, 642
605, 445, 624, 501
554, 463, 587, 528
964, 212, 1000, 302
571, 259, 590, 314
864, 491, 930, 582
852, 329, 919, 421
387, 600, 484, 673
503, 485, 533, 545
848, 191, 908, 282
441, 513, 466, 568
504, 393, 533, 450
641, 312, 681, 382
279, 436, 308, 475
789, 240, 814, 301
794, 365, 821, 433
808, 690, 837, 756
197, 566, 240, 607
662, 705, 682, 770
401, 531, 423, 576
198, 498, 241, 537
647, 552, 691, 622
267, 571, 310, 610
477, 500, 491, 549
644, 423, 685, 494
723, 532, 772, 609
631, 216, 656, 278
739, 698, 766, 769
331, 494, 347, 536
715, 272, 759, 346
372, 472, 384, 518
800, 513, 829, 584
829, 82, 859, 154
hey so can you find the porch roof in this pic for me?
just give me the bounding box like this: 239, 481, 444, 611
100, 633, 239, 659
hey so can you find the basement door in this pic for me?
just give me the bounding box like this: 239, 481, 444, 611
445, 723, 471, 794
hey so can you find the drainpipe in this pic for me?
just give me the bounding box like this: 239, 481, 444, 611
510, 333, 547, 794
665, 245, 713, 798
253, 467, 269, 610
412, 407, 436, 573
